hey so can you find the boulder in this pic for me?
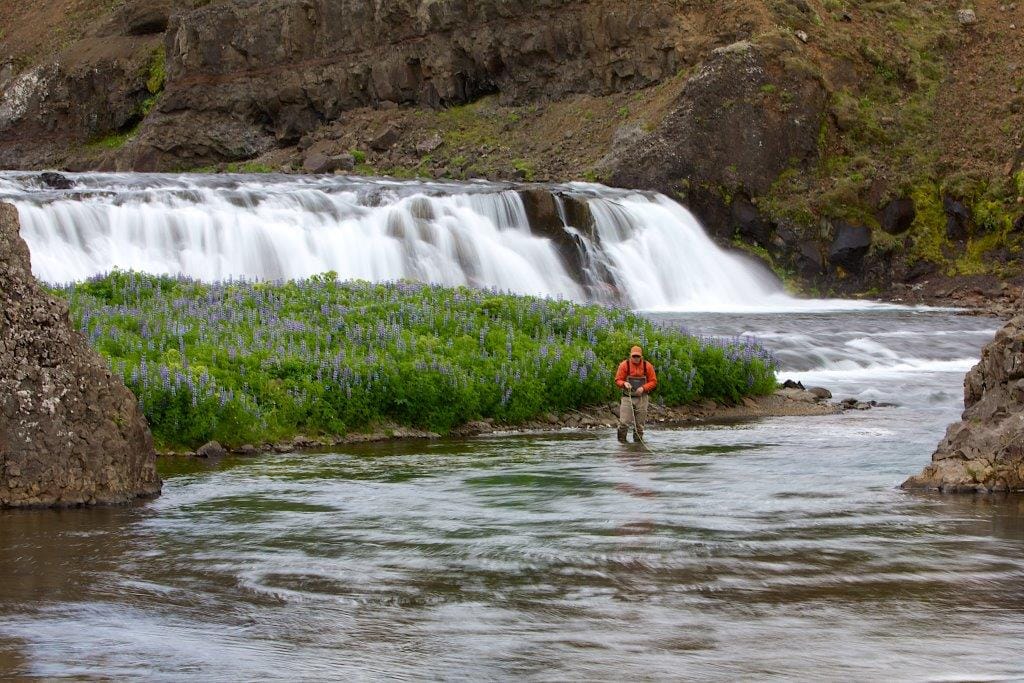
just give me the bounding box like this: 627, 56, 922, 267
807, 386, 832, 399
273, 106, 321, 144
0, 203, 160, 507
829, 221, 872, 273
38, 172, 73, 190
416, 133, 443, 155
370, 127, 400, 152
903, 311, 1024, 492
196, 440, 227, 458
879, 198, 915, 235
302, 152, 355, 175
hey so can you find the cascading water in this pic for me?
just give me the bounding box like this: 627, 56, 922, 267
2, 171, 833, 311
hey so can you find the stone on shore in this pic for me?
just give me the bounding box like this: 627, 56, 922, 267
0, 203, 161, 507
903, 311, 1024, 493
196, 440, 227, 458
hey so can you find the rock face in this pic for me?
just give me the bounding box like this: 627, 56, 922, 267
0, 203, 161, 507
903, 312, 1024, 493
0, 38, 162, 169
126, 0, 685, 169
605, 40, 827, 201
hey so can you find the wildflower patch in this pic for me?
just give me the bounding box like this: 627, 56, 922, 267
58, 272, 779, 449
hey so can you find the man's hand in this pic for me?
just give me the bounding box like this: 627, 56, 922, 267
634, 386, 644, 396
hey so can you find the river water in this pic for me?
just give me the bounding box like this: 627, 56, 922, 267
3, 308, 1022, 680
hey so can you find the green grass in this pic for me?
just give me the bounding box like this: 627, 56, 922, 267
58, 272, 779, 450
85, 127, 137, 151
512, 159, 536, 181
146, 46, 165, 95
908, 181, 947, 263
224, 161, 275, 173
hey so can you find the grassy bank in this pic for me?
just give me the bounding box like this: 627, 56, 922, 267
57, 272, 778, 450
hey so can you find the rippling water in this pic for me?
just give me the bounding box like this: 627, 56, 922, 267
3, 309, 1023, 680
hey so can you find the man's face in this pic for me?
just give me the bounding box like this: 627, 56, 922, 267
631, 354, 641, 362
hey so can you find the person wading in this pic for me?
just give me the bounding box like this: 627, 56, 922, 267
615, 345, 657, 443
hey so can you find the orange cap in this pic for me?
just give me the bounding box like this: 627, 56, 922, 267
630, 346, 643, 356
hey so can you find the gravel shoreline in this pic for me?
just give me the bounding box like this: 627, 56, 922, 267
159, 387, 852, 459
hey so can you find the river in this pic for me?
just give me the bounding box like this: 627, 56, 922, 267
3, 307, 1022, 680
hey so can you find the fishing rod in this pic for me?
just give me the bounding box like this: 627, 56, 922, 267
625, 387, 655, 454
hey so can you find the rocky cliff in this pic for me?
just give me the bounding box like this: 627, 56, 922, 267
0, 203, 161, 507
903, 308, 1024, 493
2, 0, 1023, 301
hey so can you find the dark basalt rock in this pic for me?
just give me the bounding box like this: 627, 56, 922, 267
903, 308, 1024, 493
115, 0, 684, 167
879, 198, 915, 235
828, 221, 872, 273
731, 195, 773, 246
0, 203, 160, 507
518, 188, 587, 279
38, 172, 73, 190
518, 188, 620, 302
796, 239, 826, 277
944, 197, 974, 242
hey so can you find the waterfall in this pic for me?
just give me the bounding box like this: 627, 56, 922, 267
0, 171, 804, 311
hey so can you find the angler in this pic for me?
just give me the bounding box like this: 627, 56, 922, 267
615, 345, 657, 444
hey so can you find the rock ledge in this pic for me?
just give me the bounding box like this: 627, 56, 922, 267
0, 203, 160, 507
903, 311, 1024, 493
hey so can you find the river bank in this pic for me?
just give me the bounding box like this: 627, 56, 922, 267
866, 275, 1023, 318
160, 387, 844, 459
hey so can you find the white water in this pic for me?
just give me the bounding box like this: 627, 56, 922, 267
1, 172, 886, 312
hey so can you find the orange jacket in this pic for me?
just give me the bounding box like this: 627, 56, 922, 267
615, 358, 657, 393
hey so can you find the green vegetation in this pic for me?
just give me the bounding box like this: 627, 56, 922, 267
85, 127, 137, 151
730, 237, 800, 292
146, 46, 166, 95
60, 272, 778, 450
137, 46, 166, 117
908, 181, 947, 264
225, 161, 275, 173
756, 0, 1023, 279
512, 159, 536, 181
187, 162, 276, 173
